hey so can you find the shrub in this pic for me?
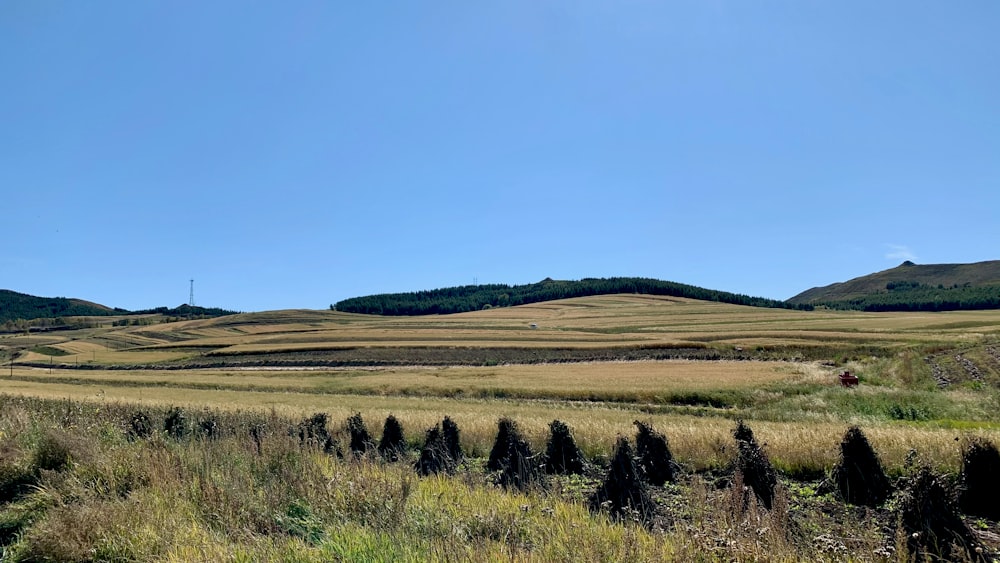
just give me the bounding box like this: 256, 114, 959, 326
441, 416, 463, 464
543, 420, 585, 475
486, 418, 543, 491
163, 407, 189, 440
589, 437, 654, 525
733, 420, 777, 510
198, 417, 219, 440
296, 413, 340, 456
831, 426, 891, 507
346, 413, 373, 457
959, 437, 1000, 519
487, 418, 517, 472
377, 415, 406, 462
634, 420, 675, 485
898, 466, 984, 562
126, 411, 153, 440
415, 425, 455, 476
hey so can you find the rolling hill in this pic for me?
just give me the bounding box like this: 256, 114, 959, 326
788, 260, 1000, 311
0, 289, 119, 324
333, 277, 812, 315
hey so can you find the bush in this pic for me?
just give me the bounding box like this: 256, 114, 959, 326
297, 413, 340, 456
898, 466, 984, 562
163, 407, 189, 440
959, 437, 1000, 519
377, 415, 406, 462
346, 413, 373, 457
126, 411, 153, 440
634, 420, 675, 485
831, 426, 891, 507
589, 437, 654, 525
733, 420, 776, 510
441, 416, 463, 464
486, 418, 543, 491
543, 420, 585, 475
198, 417, 220, 440
415, 425, 455, 476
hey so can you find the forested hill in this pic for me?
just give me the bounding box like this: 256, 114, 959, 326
333, 277, 812, 316
0, 290, 119, 324
788, 260, 1000, 312
1, 289, 239, 325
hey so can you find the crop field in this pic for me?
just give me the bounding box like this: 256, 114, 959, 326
3, 295, 1000, 560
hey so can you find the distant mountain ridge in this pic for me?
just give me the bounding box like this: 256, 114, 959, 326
788, 260, 1000, 311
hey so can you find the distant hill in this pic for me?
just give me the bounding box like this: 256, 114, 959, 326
0, 289, 120, 324
333, 277, 812, 316
788, 260, 1000, 311
1, 289, 239, 325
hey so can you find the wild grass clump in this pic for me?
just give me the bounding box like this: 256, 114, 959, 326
31, 431, 79, 474
486, 418, 544, 491
732, 420, 777, 510
898, 466, 984, 562
346, 413, 374, 457
634, 420, 675, 485
959, 436, 1000, 519
543, 420, 585, 475
589, 436, 654, 525
830, 426, 891, 507
415, 425, 455, 476
163, 406, 189, 440
377, 415, 406, 462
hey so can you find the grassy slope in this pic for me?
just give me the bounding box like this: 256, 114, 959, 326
789, 260, 1000, 304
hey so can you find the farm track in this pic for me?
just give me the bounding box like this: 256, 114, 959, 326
926, 358, 951, 388
955, 354, 984, 382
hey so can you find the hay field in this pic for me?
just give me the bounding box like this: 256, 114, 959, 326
4, 294, 1000, 474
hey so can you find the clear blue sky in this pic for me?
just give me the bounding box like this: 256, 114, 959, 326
3, 2, 998, 312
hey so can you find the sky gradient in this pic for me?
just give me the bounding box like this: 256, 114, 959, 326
3, 2, 998, 312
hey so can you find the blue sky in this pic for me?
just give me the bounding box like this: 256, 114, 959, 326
2, 2, 998, 312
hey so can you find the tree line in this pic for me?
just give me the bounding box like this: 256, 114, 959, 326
332, 277, 814, 316
815, 282, 1000, 312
